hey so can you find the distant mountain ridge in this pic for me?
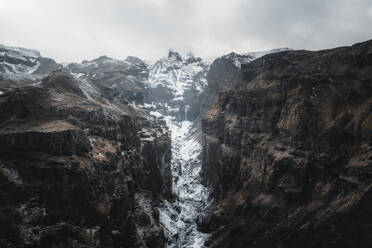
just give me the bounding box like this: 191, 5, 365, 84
0, 43, 291, 121
0, 44, 61, 83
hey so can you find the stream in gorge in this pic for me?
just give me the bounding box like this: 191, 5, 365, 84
157, 118, 210, 248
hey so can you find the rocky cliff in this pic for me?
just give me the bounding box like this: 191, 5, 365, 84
201, 40, 372, 247
202, 49, 291, 112
0, 71, 172, 247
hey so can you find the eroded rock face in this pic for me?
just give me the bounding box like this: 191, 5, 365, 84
200, 49, 290, 115
0, 71, 172, 247
201, 40, 372, 247
0, 126, 92, 156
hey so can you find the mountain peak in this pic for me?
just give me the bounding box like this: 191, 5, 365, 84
95, 55, 111, 61
167, 49, 182, 61
125, 56, 144, 65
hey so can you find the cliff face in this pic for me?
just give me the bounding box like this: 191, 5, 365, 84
201, 49, 290, 114
201, 40, 372, 247
0, 71, 172, 247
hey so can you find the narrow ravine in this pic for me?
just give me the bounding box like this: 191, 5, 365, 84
144, 49, 213, 247
158, 118, 210, 248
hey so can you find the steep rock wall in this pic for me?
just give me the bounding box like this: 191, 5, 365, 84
201, 40, 372, 247
0, 71, 172, 248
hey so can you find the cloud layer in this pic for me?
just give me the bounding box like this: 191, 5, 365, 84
1, 0, 371, 62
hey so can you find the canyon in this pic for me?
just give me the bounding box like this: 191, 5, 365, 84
0, 40, 371, 248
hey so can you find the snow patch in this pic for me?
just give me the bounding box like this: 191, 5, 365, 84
0, 164, 22, 185
159, 115, 210, 247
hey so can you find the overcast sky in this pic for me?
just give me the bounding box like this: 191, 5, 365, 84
1, 0, 372, 62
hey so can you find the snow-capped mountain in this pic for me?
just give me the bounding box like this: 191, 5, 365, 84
143, 50, 211, 121
0, 43, 291, 123
148, 50, 208, 95
144, 48, 291, 120
0, 44, 60, 83
66, 55, 149, 102
0, 43, 289, 121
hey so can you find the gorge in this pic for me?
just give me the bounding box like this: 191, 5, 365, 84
0, 39, 371, 248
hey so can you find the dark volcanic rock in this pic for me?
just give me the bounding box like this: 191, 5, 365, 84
0, 123, 92, 156
41, 70, 86, 98
138, 125, 172, 199
201, 40, 372, 247
199, 52, 256, 121
167, 50, 183, 62
0, 71, 172, 247
207, 52, 253, 93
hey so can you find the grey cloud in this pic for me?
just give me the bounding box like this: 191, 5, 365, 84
0, 0, 371, 62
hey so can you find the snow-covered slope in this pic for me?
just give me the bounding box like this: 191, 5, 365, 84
242, 47, 291, 59
142, 48, 291, 123
0, 44, 60, 82
216, 48, 291, 70
159, 120, 210, 248
66, 55, 148, 102
148, 50, 208, 96
143, 50, 211, 122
